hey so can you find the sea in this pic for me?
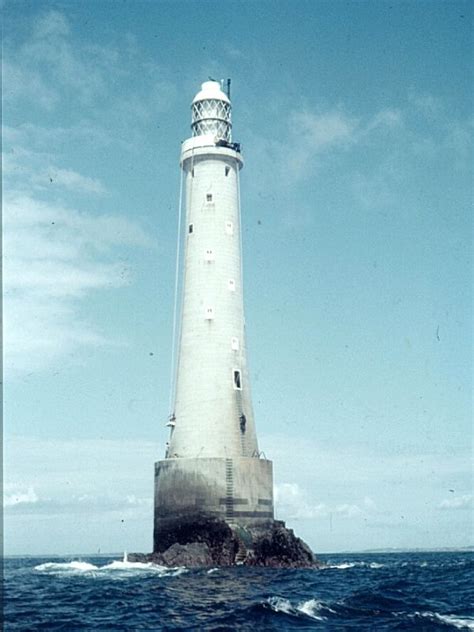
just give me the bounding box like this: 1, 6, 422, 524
3, 551, 473, 630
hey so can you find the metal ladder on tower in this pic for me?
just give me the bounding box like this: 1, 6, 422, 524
225, 458, 234, 519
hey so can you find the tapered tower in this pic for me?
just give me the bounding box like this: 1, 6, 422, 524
153, 81, 274, 550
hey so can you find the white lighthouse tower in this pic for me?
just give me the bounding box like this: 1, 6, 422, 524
154, 80, 274, 549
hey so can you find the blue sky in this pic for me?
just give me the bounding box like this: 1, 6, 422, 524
3, 0, 472, 555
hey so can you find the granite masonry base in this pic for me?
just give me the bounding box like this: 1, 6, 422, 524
129, 517, 321, 568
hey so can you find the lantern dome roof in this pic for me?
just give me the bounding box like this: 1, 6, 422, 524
192, 81, 230, 105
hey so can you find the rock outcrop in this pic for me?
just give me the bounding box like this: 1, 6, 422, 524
129, 518, 320, 568
245, 521, 317, 568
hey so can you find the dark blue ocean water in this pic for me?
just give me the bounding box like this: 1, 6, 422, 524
3, 552, 473, 630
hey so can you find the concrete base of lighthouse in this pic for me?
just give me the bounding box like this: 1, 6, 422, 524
128, 457, 320, 568
126, 455, 317, 567
153, 456, 273, 552
128, 456, 317, 566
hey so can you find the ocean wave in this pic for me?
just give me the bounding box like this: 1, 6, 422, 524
412, 611, 474, 630
101, 560, 167, 571
323, 561, 385, 570
34, 561, 98, 572
34, 559, 186, 577
266, 596, 334, 621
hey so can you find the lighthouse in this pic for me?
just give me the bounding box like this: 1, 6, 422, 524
153, 80, 274, 550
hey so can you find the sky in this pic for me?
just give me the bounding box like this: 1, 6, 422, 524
3, 0, 473, 555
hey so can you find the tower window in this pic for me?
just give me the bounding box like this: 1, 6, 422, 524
231, 337, 239, 351
188, 223, 194, 234
191, 168, 194, 177
206, 193, 213, 202
225, 221, 233, 235
225, 166, 230, 176
205, 307, 215, 320
228, 279, 235, 291
233, 369, 242, 390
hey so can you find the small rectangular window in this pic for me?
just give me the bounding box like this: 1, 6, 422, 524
206, 193, 213, 202
233, 369, 242, 390
228, 279, 235, 291
188, 223, 194, 234
205, 306, 214, 320
191, 168, 194, 177
231, 337, 239, 351
225, 221, 234, 235
225, 166, 230, 176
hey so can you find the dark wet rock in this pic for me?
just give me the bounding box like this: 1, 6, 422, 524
153, 515, 237, 565
245, 521, 317, 568
129, 518, 321, 568
162, 542, 213, 566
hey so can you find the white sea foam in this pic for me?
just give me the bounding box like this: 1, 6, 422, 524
297, 598, 330, 620
323, 561, 385, 570
267, 596, 294, 615
207, 568, 218, 574
267, 596, 330, 621
34, 561, 98, 572
416, 612, 474, 630
34, 559, 186, 577
102, 560, 167, 571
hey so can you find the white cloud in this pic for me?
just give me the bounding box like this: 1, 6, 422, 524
284, 109, 358, 178
44, 167, 107, 194
274, 482, 367, 521
335, 503, 363, 518
3, 8, 177, 119
274, 482, 327, 519
4, 486, 39, 507
4, 436, 157, 524
17, 12, 105, 107
34, 9, 71, 39
4, 192, 153, 375
291, 109, 358, 151
438, 494, 473, 511
365, 108, 403, 132
2, 8, 163, 379
247, 89, 471, 194
2, 59, 59, 110
3, 140, 108, 195
247, 103, 406, 186
364, 496, 377, 510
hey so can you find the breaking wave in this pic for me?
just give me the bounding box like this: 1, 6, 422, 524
34, 557, 186, 577
266, 596, 335, 621
323, 561, 385, 569
410, 612, 474, 630
34, 561, 98, 572
265, 596, 474, 629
